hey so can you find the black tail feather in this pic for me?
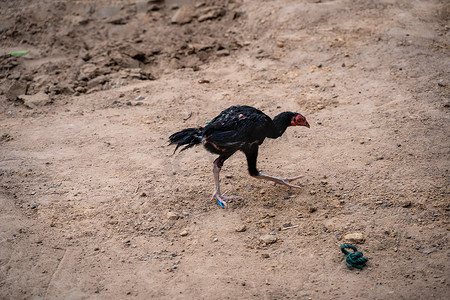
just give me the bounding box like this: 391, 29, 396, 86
169, 127, 203, 153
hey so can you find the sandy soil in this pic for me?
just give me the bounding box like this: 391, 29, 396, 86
1, 0, 449, 299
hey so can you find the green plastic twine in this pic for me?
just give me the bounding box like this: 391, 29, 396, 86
340, 244, 368, 270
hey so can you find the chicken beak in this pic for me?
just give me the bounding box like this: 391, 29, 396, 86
305, 122, 310, 128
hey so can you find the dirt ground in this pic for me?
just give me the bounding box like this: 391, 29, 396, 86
1, 0, 449, 299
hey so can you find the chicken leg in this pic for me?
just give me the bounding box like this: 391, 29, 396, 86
254, 173, 303, 188
245, 145, 303, 189
211, 154, 241, 208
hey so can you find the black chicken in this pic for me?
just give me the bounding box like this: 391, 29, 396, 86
169, 105, 310, 208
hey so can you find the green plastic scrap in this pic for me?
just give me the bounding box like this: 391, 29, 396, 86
7, 50, 30, 56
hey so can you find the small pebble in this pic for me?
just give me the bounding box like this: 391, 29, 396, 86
343, 232, 365, 244
180, 230, 188, 237
235, 225, 247, 232
423, 249, 434, 255
401, 200, 412, 208
216, 49, 230, 57
259, 234, 277, 245
308, 206, 317, 213
166, 211, 180, 220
